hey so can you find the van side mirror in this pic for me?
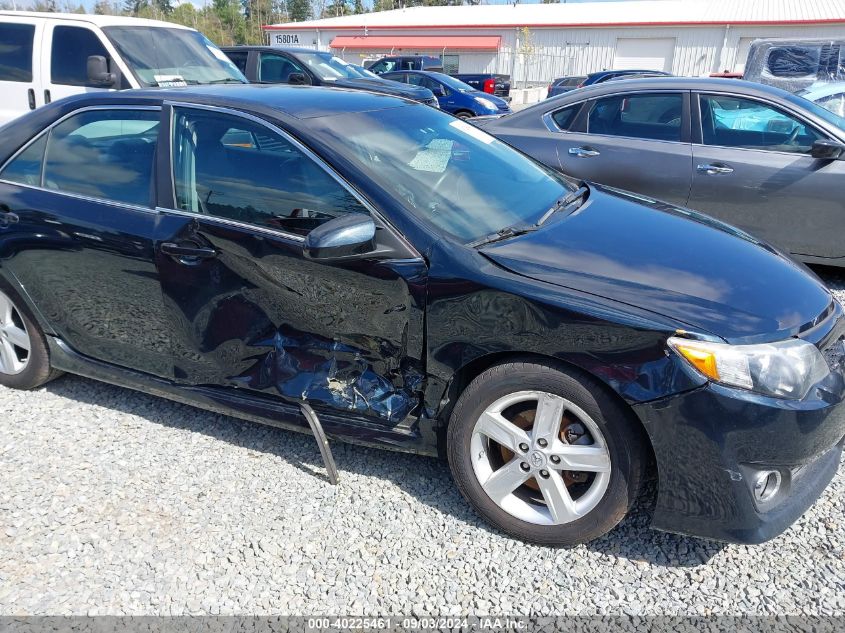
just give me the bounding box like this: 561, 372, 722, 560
288, 72, 311, 86
811, 139, 845, 160
87, 55, 116, 87
303, 214, 376, 260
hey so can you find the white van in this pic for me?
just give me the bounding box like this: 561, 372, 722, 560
0, 11, 246, 126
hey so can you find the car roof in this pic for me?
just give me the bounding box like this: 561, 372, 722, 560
0, 10, 192, 29
548, 76, 792, 98
56, 84, 413, 120
220, 46, 324, 55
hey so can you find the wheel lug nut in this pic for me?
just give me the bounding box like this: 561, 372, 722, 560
520, 462, 530, 472
518, 443, 529, 453
550, 455, 560, 464
539, 469, 550, 478
537, 438, 548, 448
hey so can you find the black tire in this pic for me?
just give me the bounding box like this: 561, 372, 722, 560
447, 360, 647, 546
0, 281, 61, 390
455, 110, 474, 119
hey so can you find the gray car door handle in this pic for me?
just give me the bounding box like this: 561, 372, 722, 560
697, 163, 734, 175
569, 146, 601, 158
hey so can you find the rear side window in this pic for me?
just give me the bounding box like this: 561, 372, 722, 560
551, 105, 580, 130
51, 26, 109, 87
43, 109, 160, 206
587, 93, 683, 141
0, 135, 47, 186
0, 22, 35, 82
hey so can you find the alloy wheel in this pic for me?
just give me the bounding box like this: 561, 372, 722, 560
470, 390, 611, 526
0, 290, 31, 375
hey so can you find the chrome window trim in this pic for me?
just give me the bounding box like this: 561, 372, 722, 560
0, 104, 162, 214
156, 206, 306, 242
163, 101, 422, 258
694, 91, 834, 157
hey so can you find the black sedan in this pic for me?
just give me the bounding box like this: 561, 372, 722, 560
221, 46, 440, 108
0, 85, 843, 546
479, 77, 845, 265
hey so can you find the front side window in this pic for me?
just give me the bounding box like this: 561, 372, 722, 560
368, 59, 395, 74
407, 74, 441, 93
816, 93, 845, 118
0, 135, 47, 186
42, 109, 160, 206
306, 105, 572, 243
172, 108, 368, 237
225, 51, 248, 74
0, 23, 35, 82
102, 26, 246, 87
587, 93, 683, 141
50, 26, 109, 87
259, 53, 305, 83
699, 94, 822, 153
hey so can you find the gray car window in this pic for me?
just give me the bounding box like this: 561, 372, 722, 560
551, 105, 580, 130
699, 94, 822, 154
587, 93, 682, 141
172, 108, 367, 237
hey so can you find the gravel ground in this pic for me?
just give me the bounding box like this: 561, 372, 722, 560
1, 270, 845, 617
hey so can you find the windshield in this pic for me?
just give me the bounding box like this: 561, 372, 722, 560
307, 105, 573, 243
428, 72, 475, 92
788, 91, 845, 130
350, 64, 380, 79
103, 26, 246, 87
294, 52, 362, 81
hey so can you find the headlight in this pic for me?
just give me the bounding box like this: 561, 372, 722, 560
668, 336, 829, 399
476, 97, 497, 110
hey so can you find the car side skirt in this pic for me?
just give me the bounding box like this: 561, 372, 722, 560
46, 337, 439, 457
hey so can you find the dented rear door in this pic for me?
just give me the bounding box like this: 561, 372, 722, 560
155, 104, 428, 425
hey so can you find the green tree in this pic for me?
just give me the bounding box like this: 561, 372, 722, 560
286, 0, 310, 21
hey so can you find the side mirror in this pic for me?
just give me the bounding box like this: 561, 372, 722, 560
811, 139, 845, 160
288, 72, 310, 86
303, 214, 376, 260
434, 86, 447, 97
87, 55, 116, 87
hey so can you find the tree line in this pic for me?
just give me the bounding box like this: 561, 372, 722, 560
1, 0, 485, 46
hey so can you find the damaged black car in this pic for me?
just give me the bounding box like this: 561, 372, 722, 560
0, 85, 843, 546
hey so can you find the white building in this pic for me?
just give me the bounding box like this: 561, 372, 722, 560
263, 0, 845, 85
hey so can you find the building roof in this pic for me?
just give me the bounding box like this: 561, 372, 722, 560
264, 0, 845, 30
0, 10, 192, 29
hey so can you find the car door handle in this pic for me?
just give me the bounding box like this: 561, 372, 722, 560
697, 163, 734, 175
569, 146, 600, 158
27, 89, 36, 110
160, 242, 217, 260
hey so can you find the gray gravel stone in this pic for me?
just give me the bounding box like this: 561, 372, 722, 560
1, 270, 844, 616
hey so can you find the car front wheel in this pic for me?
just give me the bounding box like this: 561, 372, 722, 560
447, 360, 647, 545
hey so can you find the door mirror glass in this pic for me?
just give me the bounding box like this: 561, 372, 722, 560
811, 139, 845, 159
288, 72, 310, 86
303, 213, 376, 260
434, 85, 447, 97
86, 55, 116, 87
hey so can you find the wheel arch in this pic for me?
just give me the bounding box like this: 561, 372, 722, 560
434, 351, 656, 475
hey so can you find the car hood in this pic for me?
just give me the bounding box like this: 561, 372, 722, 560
331, 78, 433, 100
480, 185, 832, 343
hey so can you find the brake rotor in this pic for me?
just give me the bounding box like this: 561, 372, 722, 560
498, 407, 590, 489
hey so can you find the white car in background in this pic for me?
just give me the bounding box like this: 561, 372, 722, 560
798, 82, 845, 119
0, 11, 246, 126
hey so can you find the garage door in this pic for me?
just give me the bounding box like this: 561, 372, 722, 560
612, 38, 675, 72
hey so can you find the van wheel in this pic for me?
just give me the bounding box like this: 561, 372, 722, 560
447, 360, 646, 546
0, 285, 61, 390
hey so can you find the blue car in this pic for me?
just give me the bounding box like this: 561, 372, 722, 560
383, 70, 511, 118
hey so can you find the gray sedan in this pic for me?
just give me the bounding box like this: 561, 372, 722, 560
478, 78, 845, 264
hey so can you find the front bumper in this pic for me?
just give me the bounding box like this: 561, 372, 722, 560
633, 382, 845, 544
